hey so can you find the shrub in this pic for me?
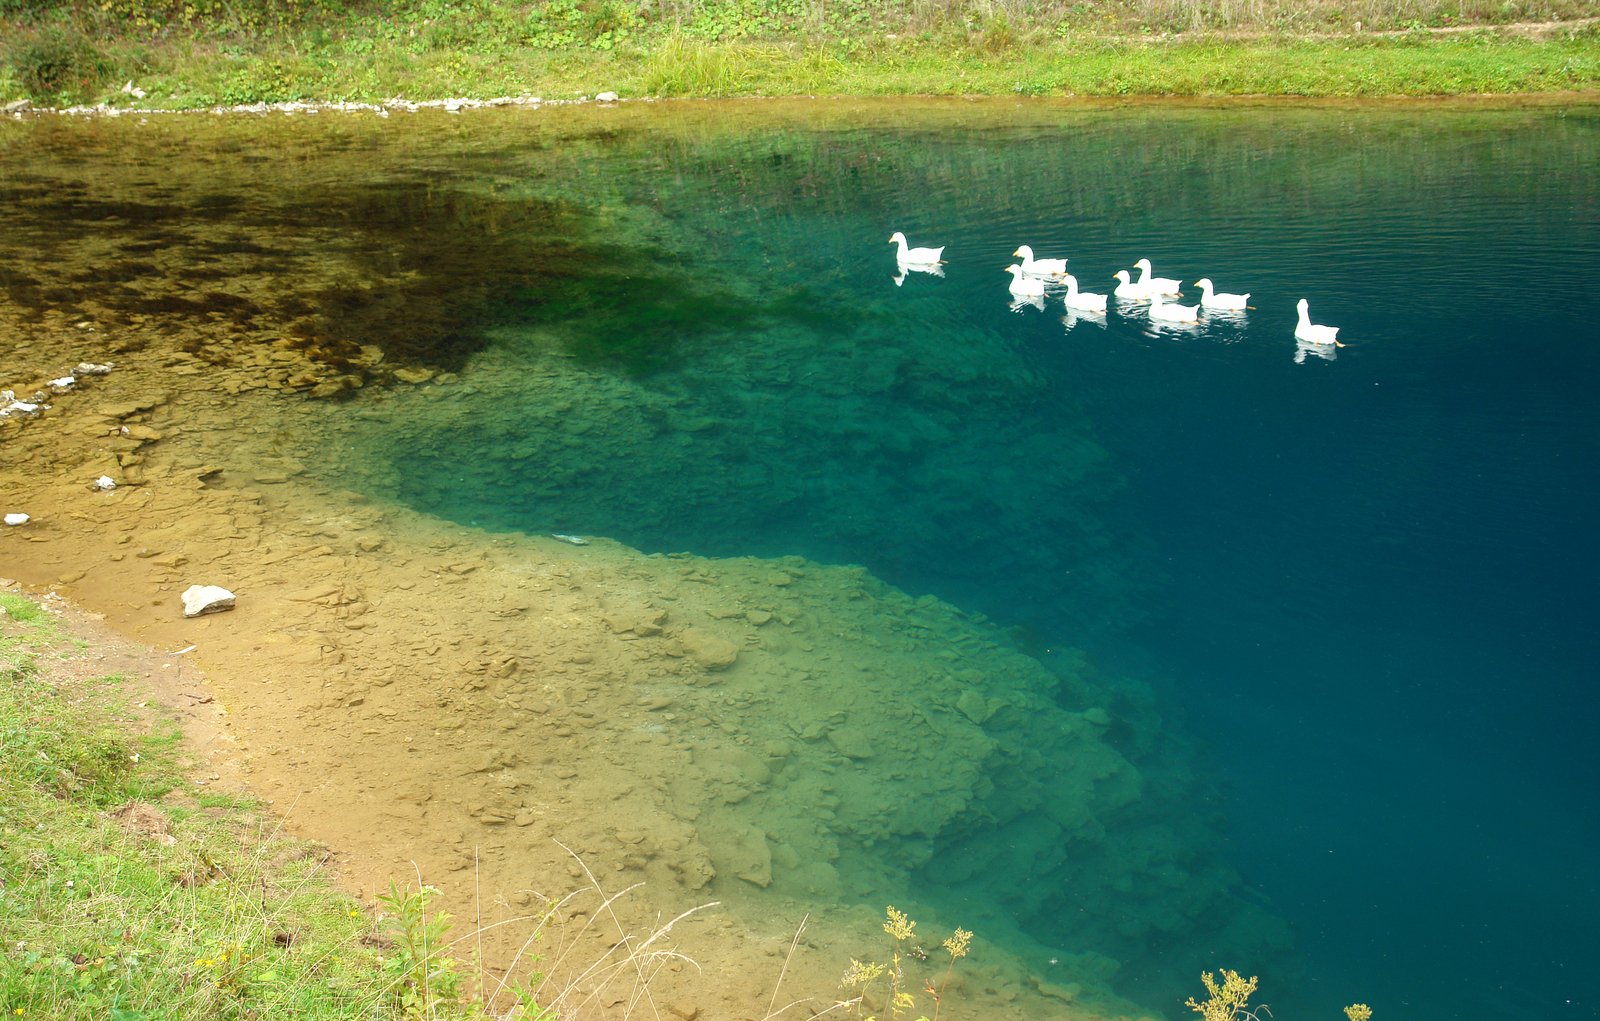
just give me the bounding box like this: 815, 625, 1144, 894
5, 25, 111, 102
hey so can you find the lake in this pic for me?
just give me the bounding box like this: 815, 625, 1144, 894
2, 97, 1596, 1020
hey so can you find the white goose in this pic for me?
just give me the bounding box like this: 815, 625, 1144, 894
1133, 258, 1182, 296
1004, 265, 1047, 298
1194, 278, 1250, 311
1112, 270, 1149, 300
1295, 299, 1342, 345
1149, 294, 1201, 323
889, 231, 945, 266
1061, 273, 1108, 313
1012, 245, 1069, 278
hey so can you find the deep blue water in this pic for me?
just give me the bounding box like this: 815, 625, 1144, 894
901, 111, 1600, 1019
326, 103, 1600, 1019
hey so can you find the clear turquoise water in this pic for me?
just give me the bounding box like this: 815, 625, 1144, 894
7, 100, 1597, 1019
342, 103, 1599, 1019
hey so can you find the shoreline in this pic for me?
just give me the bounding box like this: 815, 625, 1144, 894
7, 89, 1598, 122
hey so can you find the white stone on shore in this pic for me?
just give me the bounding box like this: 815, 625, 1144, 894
94, 475, 117, 491
3, 513, 29, 526
181, 584, 236, 618
597, 91, 620, 102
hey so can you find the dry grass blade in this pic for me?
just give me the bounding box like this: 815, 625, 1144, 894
537, 840, 718, 1019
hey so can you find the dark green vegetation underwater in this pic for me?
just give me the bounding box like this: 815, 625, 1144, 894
1, 0, 1597, 106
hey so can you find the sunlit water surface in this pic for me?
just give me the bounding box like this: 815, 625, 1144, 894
6, 100, 1598, 1019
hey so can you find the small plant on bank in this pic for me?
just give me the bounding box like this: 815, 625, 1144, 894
377, 880, 467, 1018
1186, 969, 1263, 1021
840, 906, 972, 1021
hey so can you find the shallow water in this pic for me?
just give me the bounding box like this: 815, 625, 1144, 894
3, 99, 1598, 1020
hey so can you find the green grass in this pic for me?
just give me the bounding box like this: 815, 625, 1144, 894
0, 594, 503, 1021
0, 1, 1596, 105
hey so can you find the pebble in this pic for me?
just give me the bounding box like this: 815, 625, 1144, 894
4, 513, 29, 526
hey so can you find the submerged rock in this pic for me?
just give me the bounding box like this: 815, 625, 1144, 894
678, 627, 739, 670
181, 584, 236, 618
3, 513, 29, 526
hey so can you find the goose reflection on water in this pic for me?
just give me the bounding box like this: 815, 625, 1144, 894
1200, 306, 1250, 325
1061, 308, 1107, 331
1149, 294, 1202, 324
1295, 335, 1339, 363
890, 262, 945, 286
1008, 292, 1048, 314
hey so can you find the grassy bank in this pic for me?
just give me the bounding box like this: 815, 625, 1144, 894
0, 0, 1596, 107
0, 591, 508, 1020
